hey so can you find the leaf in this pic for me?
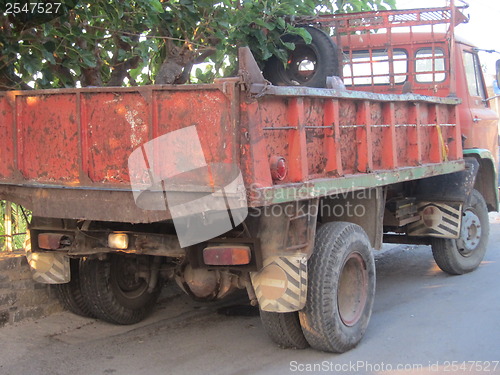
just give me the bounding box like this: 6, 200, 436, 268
277, 45, 290, 58
149, 0, 164, 13
276, 17, 286, 29
253, 18, 273, 30
42, 49, 57, 65
43, 41, 57, 53
261, 49, 273, 60
117, 49, 128, 60
120, 36, 135, 44
79, 50, 97, 68
129, 67, 142, 80
22, 55, 42, 75
291, 27, 312, 44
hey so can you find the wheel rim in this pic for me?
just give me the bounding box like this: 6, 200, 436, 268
457, 209, 482, 256
337, 252, 368, 327
111, 256, 149, 300
286, 45, 318, 84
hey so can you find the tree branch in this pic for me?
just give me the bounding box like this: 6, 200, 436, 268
107, 55, 141, 86
86, 25, 210, 49
0, 68, 32, 90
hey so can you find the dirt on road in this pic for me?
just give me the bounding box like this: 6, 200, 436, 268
1, 215, 500, 375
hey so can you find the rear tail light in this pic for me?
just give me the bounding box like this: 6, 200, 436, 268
203, 245, 251, 266
108, 233, 129, 250
270, 156, 287, 181
38, 233, 71, 250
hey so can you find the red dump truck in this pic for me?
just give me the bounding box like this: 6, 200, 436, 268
0, 2, 497, 353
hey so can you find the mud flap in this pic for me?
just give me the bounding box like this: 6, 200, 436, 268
408, 202, 462, 238
250, 255, 307, 313
25, 250, 70, 284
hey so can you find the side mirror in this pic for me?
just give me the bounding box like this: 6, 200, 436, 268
482, 60, 500, 102
496, 60, 500, 88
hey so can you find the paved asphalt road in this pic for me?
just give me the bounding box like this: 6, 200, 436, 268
1, 214, 499, 375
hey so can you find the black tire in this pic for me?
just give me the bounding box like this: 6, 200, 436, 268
263, 26, 339, 88
53, 258, 94, 318
431, 189, 490, 275
24, 235, 92, 318
299, 222, 376, 353
260, 310, 309, 349
79, 254, 161, 325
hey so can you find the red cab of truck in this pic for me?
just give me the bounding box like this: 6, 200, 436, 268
336, 4, 499, 179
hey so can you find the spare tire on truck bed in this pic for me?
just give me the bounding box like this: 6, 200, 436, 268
263, 25, 339, 88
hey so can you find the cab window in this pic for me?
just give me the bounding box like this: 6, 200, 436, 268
463, 51, 486, 99
343, 49, 408, 86
415, 48, 446, 83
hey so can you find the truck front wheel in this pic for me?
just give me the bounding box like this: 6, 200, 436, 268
431, 189, 490, 275
79, 254, 161, 325
299, 222, 376, 353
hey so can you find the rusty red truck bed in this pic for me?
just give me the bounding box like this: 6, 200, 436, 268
0, 55, 463, 223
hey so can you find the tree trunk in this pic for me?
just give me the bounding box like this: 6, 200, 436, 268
81, 67, 103, 87
155, 44, 194, 85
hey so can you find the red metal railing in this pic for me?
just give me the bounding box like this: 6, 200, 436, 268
292, 1, 469, 95
309, 5, 468, 33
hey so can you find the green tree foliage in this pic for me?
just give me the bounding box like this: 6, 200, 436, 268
0, 0, 395, 89
0, 201, 30, 251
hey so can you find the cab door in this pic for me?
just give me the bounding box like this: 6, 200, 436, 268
460, 47, 499, 164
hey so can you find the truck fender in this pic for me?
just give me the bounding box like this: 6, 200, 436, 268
248, 199, 318, 312
463, 149, 499, 211
413, 157, 480, 204
408, 153, 497, 239
25, 235, 70, 284
318, 187, 385, 250
408, 158, 479, 239
250, 255, 308, 312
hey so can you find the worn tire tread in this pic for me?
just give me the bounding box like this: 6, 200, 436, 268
53, 259, 94, 318
79, 256, 160, 325
431, 189, 490, 275
263, 26, 339, 87
299, 222, 375, 353
260, 310, 309, 349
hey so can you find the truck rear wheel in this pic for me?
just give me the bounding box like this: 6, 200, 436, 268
431, 189, 490, 275
263, 26, 339, 88
299, 222, 376, 353
53, 258, 94, 318
259, 310, 309, 349
79, 254, 161, 325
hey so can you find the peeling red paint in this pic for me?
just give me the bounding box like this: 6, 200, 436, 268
0, 79, 462, 221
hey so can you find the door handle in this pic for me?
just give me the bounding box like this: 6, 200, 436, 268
473, 117, 482, 123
